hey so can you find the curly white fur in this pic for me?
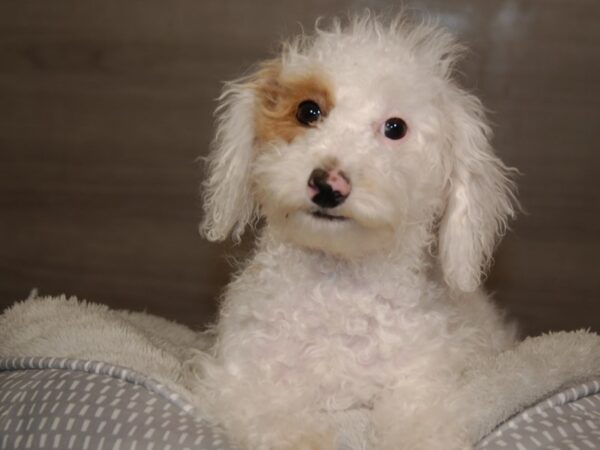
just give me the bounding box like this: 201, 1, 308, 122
195, 12, 518, 450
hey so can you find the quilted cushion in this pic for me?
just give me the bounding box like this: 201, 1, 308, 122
0, 357, 233, 450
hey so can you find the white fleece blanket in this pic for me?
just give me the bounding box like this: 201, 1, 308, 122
1, 295, 600, 448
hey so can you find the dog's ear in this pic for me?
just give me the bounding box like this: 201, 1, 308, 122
438, 88, 517, 292
200, 62, 280, 242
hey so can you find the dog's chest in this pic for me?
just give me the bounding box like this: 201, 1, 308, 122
218, 258, 452, 407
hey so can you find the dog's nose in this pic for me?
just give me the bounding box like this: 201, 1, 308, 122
307, 168, 351, 208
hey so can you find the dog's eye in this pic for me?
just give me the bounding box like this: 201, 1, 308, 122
383, 118, 408, 140
296, 100, 321, 126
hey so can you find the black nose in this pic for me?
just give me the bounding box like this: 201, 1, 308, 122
308, 168, 347, 209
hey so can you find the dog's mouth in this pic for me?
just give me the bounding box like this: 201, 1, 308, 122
310, 210, 349, 222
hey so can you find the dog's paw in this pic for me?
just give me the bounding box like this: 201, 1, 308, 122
370, 422, 474, 450
373, 440, 473, 450
278, 432, 335, 450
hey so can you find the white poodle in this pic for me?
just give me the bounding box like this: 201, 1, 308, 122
195, 12, 518, 450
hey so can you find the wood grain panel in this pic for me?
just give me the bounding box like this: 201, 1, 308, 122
0, 0, 598, 336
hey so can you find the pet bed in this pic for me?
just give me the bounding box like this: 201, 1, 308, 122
1, 357, 600, 450
1, 296, 600, 450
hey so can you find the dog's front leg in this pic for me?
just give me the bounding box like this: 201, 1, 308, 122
221, 403, 337, 450
193, 367, 336, 450
369, 380, 474, 450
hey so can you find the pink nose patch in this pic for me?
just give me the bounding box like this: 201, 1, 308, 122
327, 170, 351, 197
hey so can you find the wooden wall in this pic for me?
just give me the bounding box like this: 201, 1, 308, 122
0, 0, 598, 336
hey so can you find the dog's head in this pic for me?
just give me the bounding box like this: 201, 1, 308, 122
201, 14, 516, 292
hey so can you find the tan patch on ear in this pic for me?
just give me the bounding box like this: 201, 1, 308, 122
249, 60, 335, 144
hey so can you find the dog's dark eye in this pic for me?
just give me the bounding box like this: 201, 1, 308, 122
383, 118, 408, 140
296, 100, 321, 126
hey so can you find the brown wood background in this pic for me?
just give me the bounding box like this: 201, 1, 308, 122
0, 0, 598, 337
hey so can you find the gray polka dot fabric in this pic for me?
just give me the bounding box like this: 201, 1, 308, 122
0, 357, 234, 450
2, 357, 600, 449
478, 380, 600, 449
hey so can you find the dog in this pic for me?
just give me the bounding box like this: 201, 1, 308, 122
194, 12, 518, 450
